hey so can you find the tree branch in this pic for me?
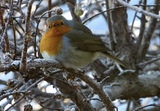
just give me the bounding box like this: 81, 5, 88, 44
137, 0, 160, 62
1, 59, 160, 110
20, 0, 34, 72
0, 59, 115, 110
115, 0, 160, 19
52, 78, 95, 111
104, 71, 160, 100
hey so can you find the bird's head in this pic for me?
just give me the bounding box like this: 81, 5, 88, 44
46, 15, 71, 36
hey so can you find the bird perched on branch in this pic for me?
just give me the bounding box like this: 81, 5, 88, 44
39, 15, 129, 69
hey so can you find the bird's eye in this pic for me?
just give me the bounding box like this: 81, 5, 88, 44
61, 22, 64, 26
53, 23, 56, 27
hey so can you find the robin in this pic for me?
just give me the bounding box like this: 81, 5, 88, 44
39, 15, 129, 69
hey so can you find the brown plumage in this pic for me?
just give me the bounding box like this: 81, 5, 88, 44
40, 15, 130, 68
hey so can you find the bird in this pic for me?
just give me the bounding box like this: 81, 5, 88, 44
39, 15, 130, 69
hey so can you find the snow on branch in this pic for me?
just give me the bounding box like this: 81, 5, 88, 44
1, 59, 160, 101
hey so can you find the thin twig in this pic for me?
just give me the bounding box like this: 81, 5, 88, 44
126, 100, 131, 111
105, 0, 115, 50
0, 90, 25, 100
48, 0, 52, 17
115, 0, 160, 19
11, 18, 17, 59
134, 104, 159, 111
134, 0, 147, 59
25, 77, 44, 91
130, 0, 143, 31
83, 10, 108, 24
0, 5, 5, 32
0, 0, 13, 53
5, 96, 24, 111
138, 56, 160, 69
32, 0, 43, 57
13, 18, 25, 32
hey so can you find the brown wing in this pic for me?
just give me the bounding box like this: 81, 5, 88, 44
65, 30, 130, 68
65, 29, 111, 53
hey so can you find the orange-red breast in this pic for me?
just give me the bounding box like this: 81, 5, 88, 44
39, 15, 129, 69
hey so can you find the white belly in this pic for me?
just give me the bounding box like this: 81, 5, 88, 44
41, 37, 102, 68
41, 51, 56, 61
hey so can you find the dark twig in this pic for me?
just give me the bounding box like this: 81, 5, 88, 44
130, 0, 143, 31
13, 18, 25, 32
0, 5, 5, 32
5, 96, 24, 111
11, 18, 17, 59
32, 0, 43, 16
34, 1, 60, 16
0, 0, 14, 53
32, 0, 43, 57
138, 56, 160, 69
126, 100, 131, 111
134, 104, 159, 111
83, 10, 108, 24
0, 90, 25, 100
48, 0, 52, 17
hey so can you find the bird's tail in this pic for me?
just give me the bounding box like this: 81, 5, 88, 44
104, 52, 130, 69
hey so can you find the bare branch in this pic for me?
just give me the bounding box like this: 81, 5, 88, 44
51, 78, 95, 111
20, 0, 34, 72
115, 0, 160, 19
0, 59, 115, 111
135, 104, 159, 111
105, 0, 115, 50
1, 58, 160, 110
137, 0, 160, 62
104, 71, 160, 100
134, 0, 147, 55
